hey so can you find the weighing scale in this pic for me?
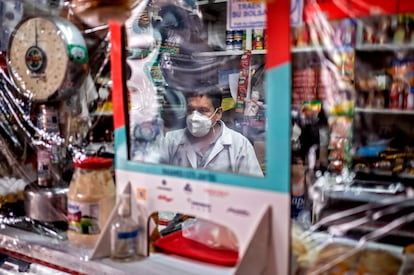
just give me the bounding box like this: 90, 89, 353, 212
7, 16, 89, 226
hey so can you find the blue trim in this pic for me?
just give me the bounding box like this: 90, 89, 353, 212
115, 64, 291, 194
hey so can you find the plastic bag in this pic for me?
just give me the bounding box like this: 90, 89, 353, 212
181, 218, 238, 252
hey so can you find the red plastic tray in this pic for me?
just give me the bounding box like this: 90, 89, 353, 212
154, 230, 239, 267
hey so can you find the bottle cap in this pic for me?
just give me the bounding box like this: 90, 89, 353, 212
73, 156, 113, 169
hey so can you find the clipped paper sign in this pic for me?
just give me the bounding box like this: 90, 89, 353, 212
227, 0, 266, 30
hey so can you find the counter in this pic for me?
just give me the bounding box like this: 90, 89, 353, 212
0, 226, 236, 275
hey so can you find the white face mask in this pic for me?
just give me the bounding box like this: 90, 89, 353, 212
186, 109, 217, 138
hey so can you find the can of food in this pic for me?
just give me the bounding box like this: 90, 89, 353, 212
233, 30, 243, 50
226, 30, 234, 40
253, 28, 264, 50
233, 30, 243, 41
226, 40, 234, 50
233, 39, 242, 50
225, 30, 234, 50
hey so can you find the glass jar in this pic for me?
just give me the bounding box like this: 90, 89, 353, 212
67, 156, 115, 248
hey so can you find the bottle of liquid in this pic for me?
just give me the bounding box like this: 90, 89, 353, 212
67, 157, 116, 248
111, 193, 140, 261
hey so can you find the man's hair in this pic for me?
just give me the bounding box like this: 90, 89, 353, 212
187, 88, 223, 110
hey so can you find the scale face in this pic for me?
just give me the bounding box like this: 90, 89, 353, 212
7, 16, 88, 102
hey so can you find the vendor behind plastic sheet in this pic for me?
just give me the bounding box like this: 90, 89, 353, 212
160, 88, 264, 177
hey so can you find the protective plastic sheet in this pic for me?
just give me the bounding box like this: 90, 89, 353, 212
1, 0, 267, 272
290, 1, 414, 274
0, 0, 120, 253
123, 0, 266, 177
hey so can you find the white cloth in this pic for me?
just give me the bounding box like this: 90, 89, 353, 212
162, 121, 264, 177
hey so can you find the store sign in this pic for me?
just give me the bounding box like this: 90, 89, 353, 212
227, 0, 266, 30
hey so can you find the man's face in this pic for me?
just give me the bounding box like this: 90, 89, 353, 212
186, 95, 222, 122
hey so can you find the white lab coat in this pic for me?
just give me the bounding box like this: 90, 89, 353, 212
162, 121, 264, 177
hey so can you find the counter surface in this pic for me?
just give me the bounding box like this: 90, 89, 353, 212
0, 226, 236, 275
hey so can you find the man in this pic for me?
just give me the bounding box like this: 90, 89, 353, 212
161, 89, 264, 177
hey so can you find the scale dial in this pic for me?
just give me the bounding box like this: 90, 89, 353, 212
7, 16, 88, 102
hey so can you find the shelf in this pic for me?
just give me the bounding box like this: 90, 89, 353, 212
354, 107, 414, 115
356, 43, 414, 52
196, 0, 227, 5
291, 45, 354, 54
193, 49, 266, 57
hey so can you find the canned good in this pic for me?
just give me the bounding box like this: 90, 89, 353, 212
233, 30, 243, 41
233, 39, 242, 50
225, 30, 234, 50
253, 28, 264, 50
254, 37, 264, 50
233, 30, 243, 50
226, 30, 234, 40
226, 40, 234, 50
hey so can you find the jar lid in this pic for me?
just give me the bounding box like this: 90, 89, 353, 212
73, 157, 113, 169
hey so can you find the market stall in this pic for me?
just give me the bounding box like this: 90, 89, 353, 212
0, 0, 291, 274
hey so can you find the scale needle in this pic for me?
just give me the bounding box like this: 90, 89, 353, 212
35, 20, 38, 47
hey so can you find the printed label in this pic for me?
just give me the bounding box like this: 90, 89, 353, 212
68, 200, 101, 235
117, 229, 139, 240
68, 44, 88, 63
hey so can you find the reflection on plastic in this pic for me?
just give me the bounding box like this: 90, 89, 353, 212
182, 218, 239, 252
